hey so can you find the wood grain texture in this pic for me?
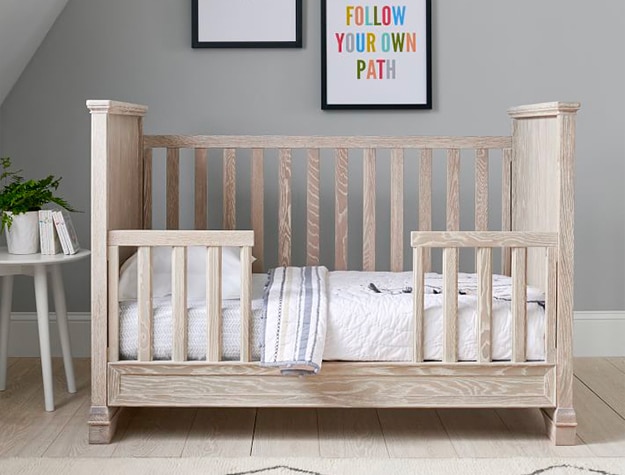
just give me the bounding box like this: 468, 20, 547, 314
575, 358, 625, 417
573, 376, 625, 456
508, 102, 581, 118
223, 148, 236, 230
545, 248, 557, 364
477, 247, 492, 363
207, 247, 222, 362
89, 111, 109, 410
335, 148, 349, 270
511, 247, 527, 363
446, 149, 460, 232
413, 247, 425, 363
144, 135, 512, 149
443, 248, 458, 363
390, 149, 404, 271
475, 149, 489, 231
362, 149, 376, 271
107, 246, 120, 362
496, 408, 591, 457
251, 149, 264, 272
109, 230, 254, 247
419, 149, 432, 272
318, 409, 387, 457
252, 408, 319, 457
182, 408, 256, 457
166, 148, 179, 230
143, 148, 152, 229
378, 409, 457, 457
194, 148, 208, 230
87, 100, 148, 116
137, 247, 153, 362
411, 231, 558, 248
501, 148, 512, 276
240, 246, 252, 362
306, 149, 321, 266
278, 149, 292, 267
437, 409, 525, 457
556, 112, 577, 417
111, 407, 196, 457
171, 247, 187, 362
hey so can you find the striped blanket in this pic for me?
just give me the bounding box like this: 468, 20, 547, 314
261, 266, 328, 375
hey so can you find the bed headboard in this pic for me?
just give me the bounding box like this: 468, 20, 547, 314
87, 100, 579, 283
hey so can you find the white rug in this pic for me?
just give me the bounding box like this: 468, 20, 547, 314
1, 457, 623, 475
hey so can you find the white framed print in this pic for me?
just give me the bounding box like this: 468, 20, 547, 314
321, 0, 432, 109
192, 0, 302, 48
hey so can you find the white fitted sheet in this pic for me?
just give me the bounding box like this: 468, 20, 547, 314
118, 271, 545, 361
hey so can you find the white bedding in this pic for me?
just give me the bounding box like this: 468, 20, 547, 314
118, 271, 545, 362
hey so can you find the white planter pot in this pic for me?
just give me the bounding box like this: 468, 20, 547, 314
4, 211, 40, 254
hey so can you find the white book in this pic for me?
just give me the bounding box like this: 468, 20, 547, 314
40, 210, 61, 255
52, 210, 80, 254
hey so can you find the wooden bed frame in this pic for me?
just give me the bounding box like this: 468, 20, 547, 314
87, 100, 580, 445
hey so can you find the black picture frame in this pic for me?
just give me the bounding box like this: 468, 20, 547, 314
192, 0, 303, 48
321, 0, 432, 110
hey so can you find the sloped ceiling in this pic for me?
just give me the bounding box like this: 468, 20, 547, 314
0, 0, 69, 108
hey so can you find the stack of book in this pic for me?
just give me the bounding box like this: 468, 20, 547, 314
38, 209, 80, 255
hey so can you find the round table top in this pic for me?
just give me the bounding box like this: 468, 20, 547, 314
0, 247, 90, 265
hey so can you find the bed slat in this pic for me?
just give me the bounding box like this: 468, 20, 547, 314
475, 149, 489, 231
511, 247, 527, 363
251, 149, 264, 272
172, 247, 188, 362
447, 149, 460, 231
335, 148, 349, 270
477, 247, 492, 363
443, 247, 458, 363
207, 247, 222, 362
137, 247, 153, 362
419, 149, 432, 272
391, 149, 404, 271
143, 148, 152, 229
194, 148, 208, 230
107, 246, 120, 362
307, 148, 320, 266
166, 148, 179, 230
240, 246, 252, 362
279, 149, 292, 267
413, 247, 425, 362
362, 149, 376, 271
502, 148, 513, 275
223, 149, 236, 230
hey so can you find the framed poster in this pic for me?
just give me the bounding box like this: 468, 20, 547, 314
192, 0, 303, 48
321, 0, 432, 109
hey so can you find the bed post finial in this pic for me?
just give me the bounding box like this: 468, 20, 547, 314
508, 100, 581, 445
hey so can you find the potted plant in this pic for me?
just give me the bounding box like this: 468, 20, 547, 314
0, 157, 76, 254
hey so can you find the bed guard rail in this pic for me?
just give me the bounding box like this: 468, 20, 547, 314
107, 230, 254, 363
410, 231, 558, 365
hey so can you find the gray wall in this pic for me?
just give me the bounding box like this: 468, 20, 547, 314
1, 0, 624, 312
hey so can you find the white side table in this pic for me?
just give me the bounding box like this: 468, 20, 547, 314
0, 248, 90, 411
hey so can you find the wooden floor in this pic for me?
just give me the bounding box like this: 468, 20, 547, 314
0, 358, 624, 458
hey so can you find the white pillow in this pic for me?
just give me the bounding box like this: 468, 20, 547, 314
118, 246, 243, 301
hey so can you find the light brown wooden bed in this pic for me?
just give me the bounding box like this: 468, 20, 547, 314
87, 100, 580, 445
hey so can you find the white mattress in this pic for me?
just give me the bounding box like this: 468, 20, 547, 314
118, 271, 545, 362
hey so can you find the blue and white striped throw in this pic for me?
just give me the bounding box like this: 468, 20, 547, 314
261, 266, 328, 375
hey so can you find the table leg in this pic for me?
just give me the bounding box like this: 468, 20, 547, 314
50, 264, 76, 393
34, 265, 54, 411
0, 275, 14, 391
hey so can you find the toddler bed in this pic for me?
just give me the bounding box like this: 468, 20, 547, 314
87, 100, 580, 445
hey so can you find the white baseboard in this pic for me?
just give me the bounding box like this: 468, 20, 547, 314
6, 311, 625, 358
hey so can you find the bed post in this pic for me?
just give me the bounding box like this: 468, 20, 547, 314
86, 100, 148, 443
508, 101, 581, 445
